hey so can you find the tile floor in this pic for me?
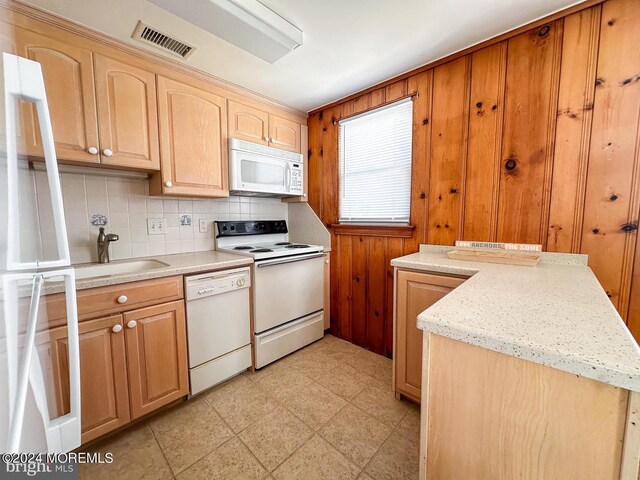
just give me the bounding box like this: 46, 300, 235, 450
79, 334, 420, 480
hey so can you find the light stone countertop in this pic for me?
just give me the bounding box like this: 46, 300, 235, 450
45, 251, 253, 295
391, 245, 640, 392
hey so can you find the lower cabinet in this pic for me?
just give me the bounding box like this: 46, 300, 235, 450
45, 299, 188, 444
394, 269, 466, 403
124, 301, 189, 419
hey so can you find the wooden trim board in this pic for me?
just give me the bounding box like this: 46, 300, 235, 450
446, 249, 540, 266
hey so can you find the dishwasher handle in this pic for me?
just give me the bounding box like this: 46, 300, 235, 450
185, 268, 251, 301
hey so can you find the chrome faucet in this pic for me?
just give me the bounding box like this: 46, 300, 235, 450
97, 227, 119, 263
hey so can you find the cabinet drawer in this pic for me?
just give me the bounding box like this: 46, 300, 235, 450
43, 276, 184, 328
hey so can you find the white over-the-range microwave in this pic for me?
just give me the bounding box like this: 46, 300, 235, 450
229, 138, 304, 197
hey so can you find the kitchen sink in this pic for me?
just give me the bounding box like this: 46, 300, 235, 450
74, 259, 169, 280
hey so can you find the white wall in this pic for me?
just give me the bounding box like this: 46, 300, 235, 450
23, 169, 288, 264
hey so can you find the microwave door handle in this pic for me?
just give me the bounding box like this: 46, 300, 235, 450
285, 163, 291, 192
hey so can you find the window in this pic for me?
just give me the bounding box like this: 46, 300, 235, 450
339, 98, 413, 224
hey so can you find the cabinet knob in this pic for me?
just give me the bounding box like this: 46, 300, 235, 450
87, 146, 98, 155
102, 148, 113, 157
117, 295, 128, 304
325, 259, 329, 264
165, 180, 173, 188
265, 136, 270, 142
112, 324, 123, 333
127, 320, 137, 329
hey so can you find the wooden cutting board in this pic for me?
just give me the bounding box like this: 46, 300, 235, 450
446, 249, 540, 266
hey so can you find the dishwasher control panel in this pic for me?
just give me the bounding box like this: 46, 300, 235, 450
185, 267, 251, 301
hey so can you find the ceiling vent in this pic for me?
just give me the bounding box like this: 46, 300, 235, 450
132, 21, 196, 59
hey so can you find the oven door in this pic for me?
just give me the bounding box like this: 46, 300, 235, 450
253, 252, 324, 333
229, 149, 290, 195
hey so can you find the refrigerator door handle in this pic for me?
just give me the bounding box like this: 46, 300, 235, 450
5, 270, 81, 453
3, 53, 71, 271
6, 273, 44, 452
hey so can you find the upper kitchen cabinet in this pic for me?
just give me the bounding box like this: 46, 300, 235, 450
150, 76, 228, 197
14, 27, 160, 170
14, 28, 100, 164
228, 100, 302, 153
93, 55, 160, 170
228, 100, 269, 145
268, 114, 301, 153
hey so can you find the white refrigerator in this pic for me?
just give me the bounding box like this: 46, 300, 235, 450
0, 53, 81, 453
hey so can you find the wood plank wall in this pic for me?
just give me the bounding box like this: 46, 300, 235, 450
307, 0, 640, 356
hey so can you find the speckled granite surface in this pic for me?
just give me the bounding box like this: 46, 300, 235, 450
45, 251, 253, 295
391, 245, 640, 392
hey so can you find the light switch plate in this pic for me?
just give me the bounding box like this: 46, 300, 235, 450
199, 219, 208, 233
147, 218, 167, 235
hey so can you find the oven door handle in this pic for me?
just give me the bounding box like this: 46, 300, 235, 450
256, 252, 324, 268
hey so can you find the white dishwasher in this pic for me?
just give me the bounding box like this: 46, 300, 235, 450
185, 266, 252, 395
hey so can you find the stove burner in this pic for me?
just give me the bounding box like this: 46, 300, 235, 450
251, 248, 273, 253
234, 246, 253, 250
275, 242, 292, 246
286, 244, 310, 249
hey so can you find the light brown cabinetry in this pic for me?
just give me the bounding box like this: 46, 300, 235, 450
151, 77, 228, 197
14, 27, 160, 170
124, 301, 189, 419
228, 100, 302, 153
268, 114, 301, 153
394, 269, 465, 402
15, 27, 100, 164
47, 315, 130, 444
323, 252, 331, 329
41, 277, 188, 444
421, 334, 631, 479
93, 55, 160, 170
228, 100, 269, 145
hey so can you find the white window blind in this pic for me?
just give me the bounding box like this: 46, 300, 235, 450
339, 97, 413, 224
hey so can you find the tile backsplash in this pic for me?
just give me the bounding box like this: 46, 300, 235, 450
25, 169, 288, 264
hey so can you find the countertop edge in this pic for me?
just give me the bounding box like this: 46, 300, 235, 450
45, 254, 254, 294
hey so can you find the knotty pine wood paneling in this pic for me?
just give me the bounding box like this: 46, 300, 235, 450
580, 0, 640, 315
496, 21, 562, 246
463, 43, 506, 242
547, 7, 600, 253
309, 0, 640, 354
428, 57, 471, 245
404, 71, 432, 254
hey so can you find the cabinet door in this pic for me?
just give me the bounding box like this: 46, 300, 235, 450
14, 28, 100, 163
155, 77, 228, 197
268, 114, 301, 153
94, 55, 160, 170
228, 100, 268, 145
395, 270, 465, 402
124, 300, 188, 420
45, 315, 130, 444
324, 252, 331, 329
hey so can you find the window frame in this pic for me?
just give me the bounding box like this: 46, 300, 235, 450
337, 96, 415, 228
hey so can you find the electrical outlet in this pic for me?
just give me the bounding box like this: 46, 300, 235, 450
147, 218, 167, 235
199, 219, 208, 233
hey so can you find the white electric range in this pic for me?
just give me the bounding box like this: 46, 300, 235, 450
215, 220, 325, 368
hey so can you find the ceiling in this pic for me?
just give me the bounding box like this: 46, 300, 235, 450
22, 0, 586, 112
